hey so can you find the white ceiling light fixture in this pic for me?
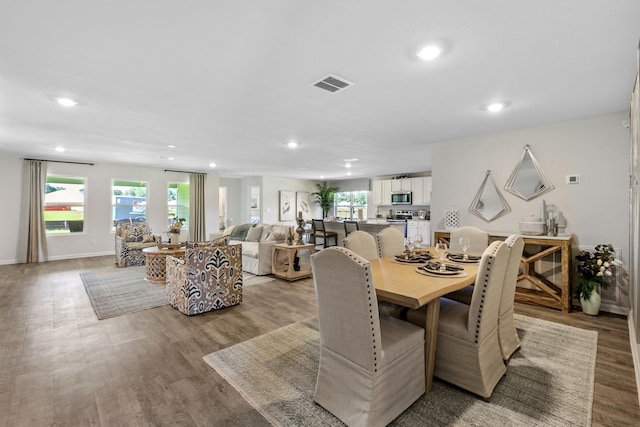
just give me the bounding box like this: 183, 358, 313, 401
346, 171, 352, 176
54, 146, 65, 152
345, 162, 352, 168
167, 144, 176, 149
287, 141, 298, 149
483, 101, 511, 113
55, 97, 79, 107
209, 162, 216, 168
416, 45, 443, 61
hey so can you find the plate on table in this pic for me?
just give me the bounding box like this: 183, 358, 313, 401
393, 254, 430, 264
446, 253, 481, 263
417, 262, 466, 276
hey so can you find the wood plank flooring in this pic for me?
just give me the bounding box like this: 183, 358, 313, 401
0, 255, 638, 426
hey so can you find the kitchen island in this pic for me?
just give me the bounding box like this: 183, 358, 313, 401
323, 220, 405, 246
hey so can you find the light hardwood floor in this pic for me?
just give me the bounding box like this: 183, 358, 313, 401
0, 255, 638, 426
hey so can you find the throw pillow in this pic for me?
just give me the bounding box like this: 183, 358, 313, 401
260, 224, 275, 241
223, 225, 236, 236
268, 225, 290, 241
229, 223, 252, 241
245, 226, 263, 242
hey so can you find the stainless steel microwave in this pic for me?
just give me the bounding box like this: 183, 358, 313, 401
391, 192, 412, 205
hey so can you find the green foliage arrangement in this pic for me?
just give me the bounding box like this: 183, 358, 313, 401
311, 182, 339, 219
575, 243, 621, 301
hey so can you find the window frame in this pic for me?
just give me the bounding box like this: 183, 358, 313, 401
44, 175, 87, 235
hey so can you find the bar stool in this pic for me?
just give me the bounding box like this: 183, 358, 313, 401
311, 219, 338, 248
343, 220, 359, 236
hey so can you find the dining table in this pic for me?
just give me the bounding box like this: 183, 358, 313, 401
369, 250, 479, 392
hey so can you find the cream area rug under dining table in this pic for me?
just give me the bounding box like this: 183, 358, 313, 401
204, 314, 597, 426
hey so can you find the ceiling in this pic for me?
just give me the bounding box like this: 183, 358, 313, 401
1, 1, 639, 180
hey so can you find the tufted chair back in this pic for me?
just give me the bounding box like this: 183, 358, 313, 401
376, 227, 405, 258
343, 230, 378, 261
467, 240, 510, 341
450, 226, 489, 256
311, 247, 381, 370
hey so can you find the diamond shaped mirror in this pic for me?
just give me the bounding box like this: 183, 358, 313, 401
469, 170, 511, 222
504, 145, 554, 201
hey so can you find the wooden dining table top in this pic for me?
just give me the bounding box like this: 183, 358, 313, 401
369, 254, 479, 309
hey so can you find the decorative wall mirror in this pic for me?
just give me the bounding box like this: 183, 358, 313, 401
469, 170, 511, 222
504, 145, 554, 200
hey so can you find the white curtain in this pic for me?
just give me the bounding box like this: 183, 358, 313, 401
189, 173, 206, 242
22, 160, 48, 263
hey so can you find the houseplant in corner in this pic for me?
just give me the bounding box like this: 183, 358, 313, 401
311, 182, 339, 219
575, 243, 621, 315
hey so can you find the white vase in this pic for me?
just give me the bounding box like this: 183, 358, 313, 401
580, 286, 601, 315
169, 232, 180, 244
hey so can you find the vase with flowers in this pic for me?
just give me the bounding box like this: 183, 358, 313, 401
168, 217, 186, 244
575, 243, 621, 315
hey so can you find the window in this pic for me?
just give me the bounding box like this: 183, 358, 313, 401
112, 180, 147, 229
44, 176, 86, 234
168, 182, 189, 228
335, 191, 368, 220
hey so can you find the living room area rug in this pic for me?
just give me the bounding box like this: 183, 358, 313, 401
80, 266, 167, 320
80, 267, 276, 319
203, 314, 598, 426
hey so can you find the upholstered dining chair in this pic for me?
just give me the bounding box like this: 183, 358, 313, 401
445, 234, 525, 361
450, 226, 489, 256
311, 219, 338, 248
310, 247, 425, 427
376, 227, 405, 258
406, 240, 509, 400
343, 220, 359, 236
343, 230, 378, 261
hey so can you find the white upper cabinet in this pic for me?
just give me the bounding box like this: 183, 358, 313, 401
411, 177, 432, 205
372, 176, 430, 206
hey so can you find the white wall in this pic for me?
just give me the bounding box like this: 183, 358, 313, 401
431, 111, 631, 311
1, 156, 220, 264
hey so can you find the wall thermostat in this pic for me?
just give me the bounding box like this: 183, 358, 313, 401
566, 174, 580, 184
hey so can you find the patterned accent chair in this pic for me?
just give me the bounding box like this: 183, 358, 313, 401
166, 243, 243, 315
115, 223, 160, 267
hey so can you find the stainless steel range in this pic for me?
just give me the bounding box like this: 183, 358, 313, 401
387, 209, 413, 222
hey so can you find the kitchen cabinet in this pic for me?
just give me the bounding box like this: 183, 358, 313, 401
411, 176, 432, 205
372, 179, 393, 206
407, 220, 431, 246
390, 178, 410, 192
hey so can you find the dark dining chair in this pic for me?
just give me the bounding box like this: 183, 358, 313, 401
343, 220, 359, 236
311, 219, 338, 248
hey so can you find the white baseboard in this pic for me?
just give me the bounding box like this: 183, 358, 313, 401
628, 309, 640, 408
47, 251, 114, 261
0, 258, 18, 265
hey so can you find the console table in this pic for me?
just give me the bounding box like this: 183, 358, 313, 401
434, 231, 573, 312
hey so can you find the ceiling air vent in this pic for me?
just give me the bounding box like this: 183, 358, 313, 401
313, 74, 353, 93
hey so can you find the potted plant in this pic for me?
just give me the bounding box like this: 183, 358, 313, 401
168, 217, 186, 243
311, 181, 339, 219
575, 243, 621, 315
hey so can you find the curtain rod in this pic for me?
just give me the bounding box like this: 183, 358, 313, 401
23, 158, 94, 166
164, 169, 207, 175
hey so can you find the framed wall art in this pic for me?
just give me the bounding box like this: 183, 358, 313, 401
296, 191, 310, 221
279, 190, 295, 221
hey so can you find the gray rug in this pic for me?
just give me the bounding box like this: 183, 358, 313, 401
203, 314, 597, 426
80, 268, 275, 319
80, 267, 167, 320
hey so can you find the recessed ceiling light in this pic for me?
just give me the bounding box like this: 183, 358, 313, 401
345, 162, 352, 168
483, 101, 511, 113
346, 171, 352, 176
287, 141, 298, 149
167, 144, 176, 149
416, 45, 443, 61
54, 146, 65, 152
209, 162, 216, 168
55, 97, 78, 107
343, 158, 359, 162
320, 175, 325, 179
167, 156, 175, 161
